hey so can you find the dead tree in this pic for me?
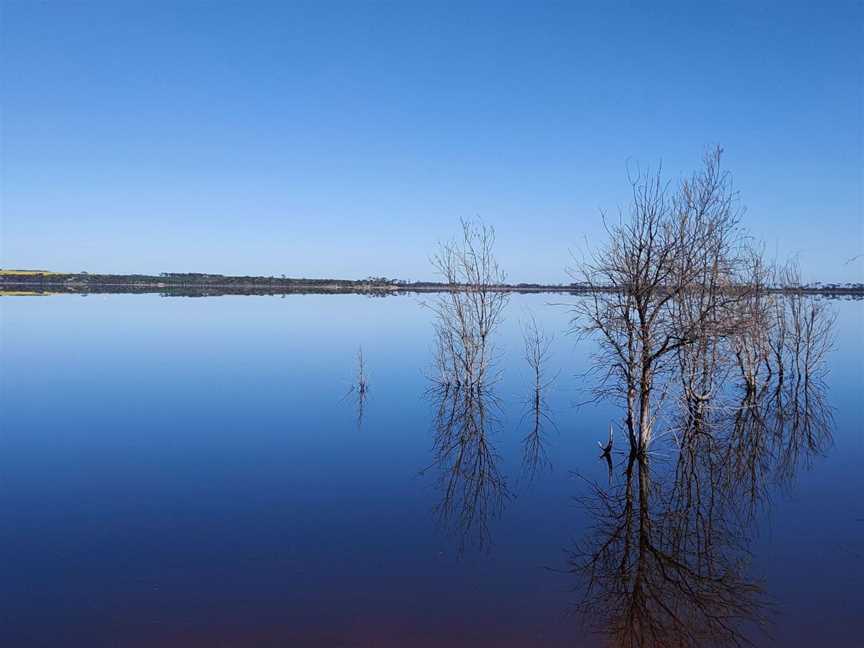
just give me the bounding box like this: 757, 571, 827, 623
572, 147, 752, 455
423, 219, 510, 550
430, 218, 509, 391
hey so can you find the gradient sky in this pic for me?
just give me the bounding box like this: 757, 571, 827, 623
1, 1, 861, 283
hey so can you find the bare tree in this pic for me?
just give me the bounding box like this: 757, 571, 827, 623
429, 218, 509, 391
567, 149, 837, 644
776, 262, 836, 382
673, 283, 835, 514
569, 290, 834, 645
572, 148, 752, 455
728, 247, 774, 393
422, 218, 510, 550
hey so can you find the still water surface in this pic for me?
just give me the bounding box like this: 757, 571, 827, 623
1, 294, 862, 646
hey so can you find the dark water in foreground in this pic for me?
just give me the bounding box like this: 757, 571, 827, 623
1, 294, 862, 647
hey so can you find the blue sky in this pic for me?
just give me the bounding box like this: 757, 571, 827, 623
1, 1, 861, 283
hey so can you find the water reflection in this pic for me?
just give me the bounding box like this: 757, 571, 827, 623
520, 314, 558, 481
569, 451, 767, 648
422, 307, 561, 550
422, 219, 511, 550
414, 261, 838, 637
568, 293, 836, 645
1, 290, 857, 646
724, 359, 833, 504
425, 378, 508, 551
343, 347, 369, 429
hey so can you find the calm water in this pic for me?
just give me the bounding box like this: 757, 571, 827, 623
1, 293, 862, 647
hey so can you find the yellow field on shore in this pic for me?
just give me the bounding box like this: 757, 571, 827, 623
0, 269, 58, 276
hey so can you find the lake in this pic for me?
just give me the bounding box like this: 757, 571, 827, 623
1, 293, 861, 646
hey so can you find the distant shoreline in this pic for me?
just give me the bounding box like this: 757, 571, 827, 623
1, 271, 862, 298
0, 272, 594, 297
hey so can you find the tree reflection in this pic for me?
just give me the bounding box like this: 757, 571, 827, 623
425, 378, 508, 551
422, 218, 510, 551
520, 314, 557, 481
570, 450, 766, 648
569, 293, 835, 646
722, 361, 833, 509
343, 347, 369, 429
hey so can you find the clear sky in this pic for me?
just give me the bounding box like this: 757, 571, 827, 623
1, 1, 861, 283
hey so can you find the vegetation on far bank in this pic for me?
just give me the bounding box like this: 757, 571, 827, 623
1, 269, 861, 297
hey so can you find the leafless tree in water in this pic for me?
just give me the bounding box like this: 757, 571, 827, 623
572, 148, 766, 456
422, 218, 510, 551
569, 363, 833, 645
775, 263, 836, 383
429, 218, 509, 391
732, 293, 834, 490
568, 235, 836, 643
668, 275, 835, 515
727, 248, 774, 393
